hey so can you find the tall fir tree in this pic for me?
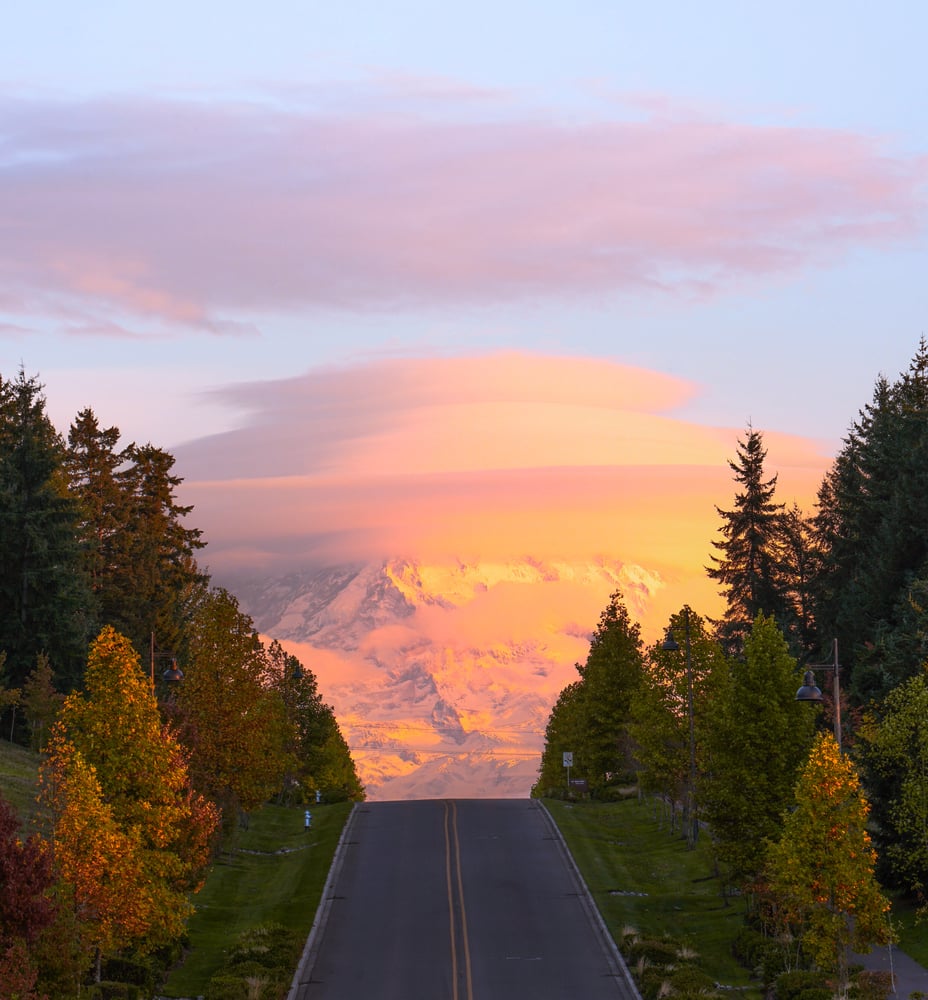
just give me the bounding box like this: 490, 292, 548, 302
0, 369, 92, 690
707, 425, 787, 654
109, 443, 206, 659
813, 340, 928, 700
64, 409, 130, 626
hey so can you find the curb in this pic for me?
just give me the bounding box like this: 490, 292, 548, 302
287, 802, 360, 1000
537, 801, 642, 1000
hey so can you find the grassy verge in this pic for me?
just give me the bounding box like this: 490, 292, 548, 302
161, 801, 353, 998
0, 738, 41, 821
545, 796, 763, 998
890, 893, 928, 967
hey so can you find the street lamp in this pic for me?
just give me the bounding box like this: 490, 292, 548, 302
795, 638, 842, 749
662, 607, 698, 849
150, 632, 184, 687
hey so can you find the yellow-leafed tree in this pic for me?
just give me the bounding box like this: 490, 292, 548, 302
39, 626, 219, 979
765, 732, 892, 997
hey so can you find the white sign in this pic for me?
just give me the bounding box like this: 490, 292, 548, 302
563, 752, 573, 767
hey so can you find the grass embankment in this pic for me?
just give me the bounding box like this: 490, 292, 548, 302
162, 801, 353, 997
547, 796, 928, 992
546, 797, 763, 997
0, 738, 41, 820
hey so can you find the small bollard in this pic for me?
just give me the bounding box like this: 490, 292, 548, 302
304, 809, 312, 831
315, 789, 321, 804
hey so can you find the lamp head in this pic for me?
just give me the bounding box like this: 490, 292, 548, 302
795, 669, 824, 703
662, 629, 680, 653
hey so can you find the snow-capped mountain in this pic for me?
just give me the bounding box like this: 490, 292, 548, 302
224, 557, 663, 800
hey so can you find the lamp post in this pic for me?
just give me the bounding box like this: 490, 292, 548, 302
794, 638, 841, 749
150, 632, 184, 688
662, 607, 698, 849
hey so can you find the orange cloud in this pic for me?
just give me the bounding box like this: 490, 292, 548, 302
180, 352, 830, 641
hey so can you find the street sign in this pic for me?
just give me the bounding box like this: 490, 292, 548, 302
563, 752, 573, 767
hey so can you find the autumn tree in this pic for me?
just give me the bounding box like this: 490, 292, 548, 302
177, 589, 289, 822
700, 614, 815, 889
0, 792, 57, 999
21, 652, 64, 751
708, 426, 787, 654
766, 733, 892, 997
39, 626, 218, 977
857, 669, 928, 909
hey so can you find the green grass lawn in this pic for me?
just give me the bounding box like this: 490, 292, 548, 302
545, 796, 763, 997
161, 801, 353, 998
0, 738, 41, 821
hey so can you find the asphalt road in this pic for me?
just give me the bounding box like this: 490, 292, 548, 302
292, 798, 639, 1000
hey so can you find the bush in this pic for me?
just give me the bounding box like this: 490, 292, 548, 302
85, 983, 141, 1000
99, 957, 155, 991
624, 935, 683, 966
774, 970, 830, 1000
205, 964, 289, 1000
668, 965, 717, 994
731, 925, 789, 984
227, 922, 300, 971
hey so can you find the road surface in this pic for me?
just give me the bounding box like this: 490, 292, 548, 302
292, 798, 639, 1000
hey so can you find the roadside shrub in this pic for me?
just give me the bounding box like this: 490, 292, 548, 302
773, 969, 830, 1000
85, 982, 141, 1000
206, 961, 289, 1000
99, 957, 155, 992
624, 935, 683, 966
667, 965, 717, 994
227, 922, 300, 970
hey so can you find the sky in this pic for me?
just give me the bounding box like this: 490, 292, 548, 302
3, 1, 927, 640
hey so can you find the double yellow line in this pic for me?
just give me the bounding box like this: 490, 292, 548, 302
444, 800, 474, 1000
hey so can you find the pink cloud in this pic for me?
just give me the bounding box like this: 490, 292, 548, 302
0, 91, 924, 333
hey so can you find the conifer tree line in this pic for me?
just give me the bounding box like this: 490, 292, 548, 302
0, 367, 363, 996
534, 341, 928, 991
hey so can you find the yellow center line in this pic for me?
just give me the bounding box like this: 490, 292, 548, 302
445, 800, 459, 1000
451, 800, 474, 1000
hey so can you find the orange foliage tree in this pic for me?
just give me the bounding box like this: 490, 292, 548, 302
39, 626, 219, 976
176, 588, 289, 821
765, 732, 892, 997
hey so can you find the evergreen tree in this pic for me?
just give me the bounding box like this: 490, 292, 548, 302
0, 369, 92, 690
707, 426, 787, 654
630, 608, 724, 845
109, 443, 207, 659
857, 669, 928, 908
64, 408, 130, 626
700, 614, 815, 889
532, 680, 583, 798
813, 340, 928, 700
574, 590, 645, 794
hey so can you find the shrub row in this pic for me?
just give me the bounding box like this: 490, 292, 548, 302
205, 923, 302, 1000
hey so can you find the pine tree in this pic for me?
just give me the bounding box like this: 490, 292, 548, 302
0, 369, 92, 690
813, 340, 928, 700
574, 590, 645, 794
532, 680, 584, 797
64, 408, 130, 620
108, 443, 207, 658
707, 426, 787, 654
700, 614, 815, 888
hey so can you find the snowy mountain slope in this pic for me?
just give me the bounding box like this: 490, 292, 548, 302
226, 557, 663, 799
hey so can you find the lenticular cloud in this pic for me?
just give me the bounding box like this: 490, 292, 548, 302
0, 89, 924, 330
